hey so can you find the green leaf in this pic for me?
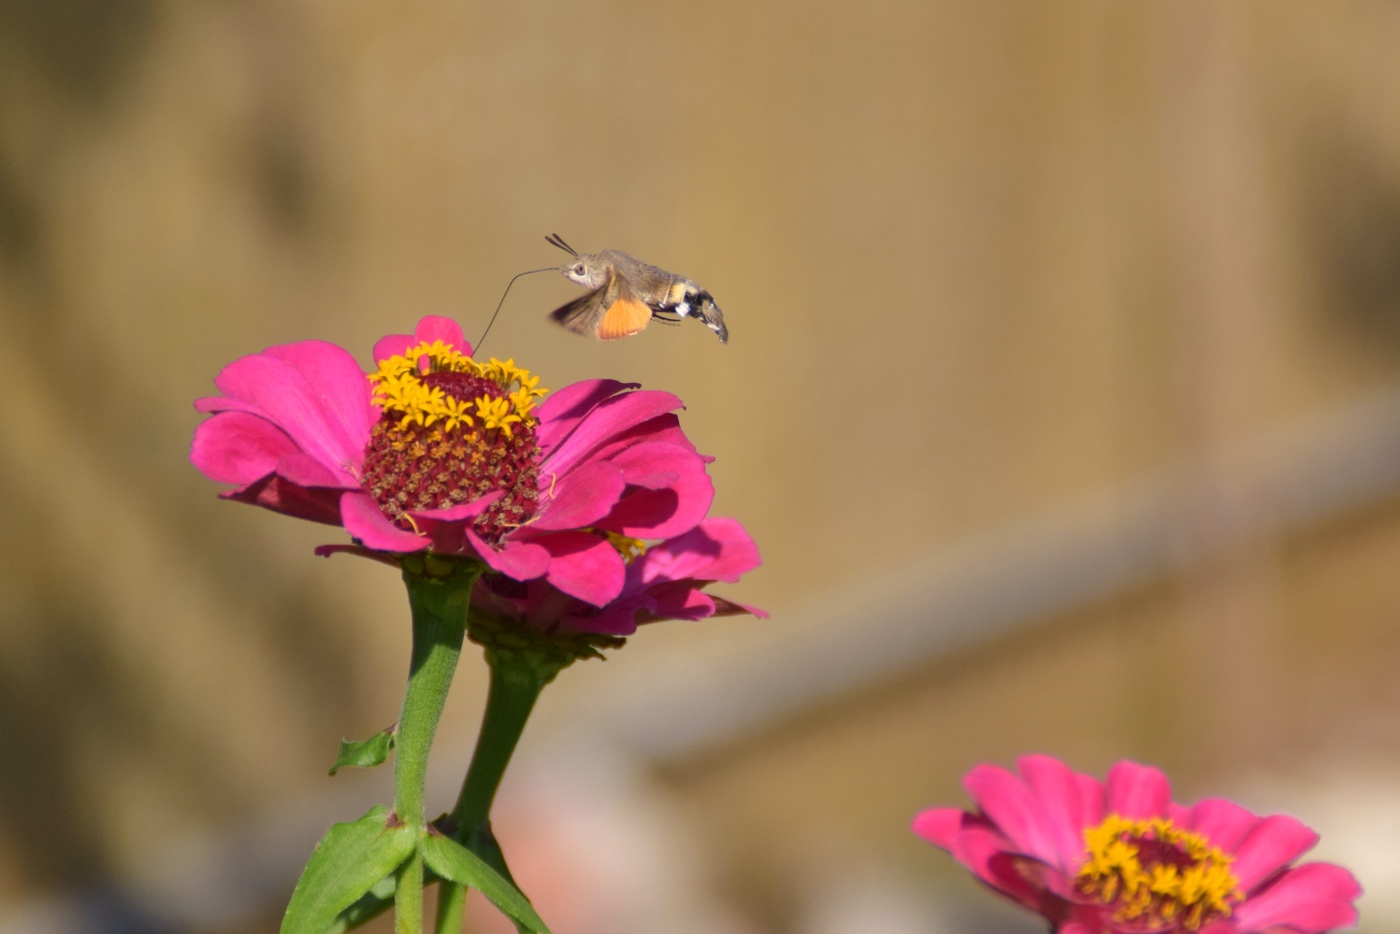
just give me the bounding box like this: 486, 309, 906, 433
420, 831, 550, 933
323, 873, 396, 934
280, 805, 416, 934
325, 868, 461, 933
328, 728, 395, 776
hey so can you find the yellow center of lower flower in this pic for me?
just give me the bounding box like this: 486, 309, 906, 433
361, 341, 549, 543
601, 530, 647, 563
1075, 815, 1242, 931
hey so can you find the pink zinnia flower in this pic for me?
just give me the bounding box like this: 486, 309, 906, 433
913, 756, 1360, 934
470, 516, 766, 637
190, 316, 714, 606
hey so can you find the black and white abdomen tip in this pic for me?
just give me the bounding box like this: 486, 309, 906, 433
694, 292, 728, 344
654, 284, 728, 344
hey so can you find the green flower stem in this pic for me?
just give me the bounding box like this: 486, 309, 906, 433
434, 649, 549, 934
452, 650, 548, 834
395, 853, 424, 934
392, 560, 483, 933
432, 878, 467, 934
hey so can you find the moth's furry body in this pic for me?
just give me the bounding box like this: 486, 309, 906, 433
545, 235, 729, 343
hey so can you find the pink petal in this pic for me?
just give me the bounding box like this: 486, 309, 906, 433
467, 528, 551, 580
372, 316, 470, 365
532, 460, 627, 531
560, 595, 655, 636
1058, 905, 1134, 934
631, 586, 765, 627
1196, 922, 1240, 934
274, 452, 345, 488
964, 764, 1060, 865
191, 403, 345, 493
575, 413, 697, 466
1019, 755, 1093, 872
314, 544, 403, 567
265, 340, 376, 444
372, 332, 418, 364
596, 488, 697, 540
1076, 772, 1106, 828
222, 474, 345, 525
1056, 923, 1096, 934
916, 809, 1075, 916
1230, 814, 1319, 891
1056, 906, 1119, 934
1186, 798, 1261, 858
191, 411, 300, 485
499, 579, 579, 628
607, 439, 696, 489
407, 493, 504, 554
194, 394, 263, 416
595, 445, 715, 539
706, 596, 768, 619
414, 315, 468, 352
643, 582, 716, 620
535, 531, 626, 606
412, 493, 503, 521
1233, 862, 1361, 932
340, 492, 428, 552
211, 344, 368, 483
633, 518, 761, 586
541, 389, 686, 480
1104, 761, 1171, 819
535, 379, 634, 453
951, 826, 1051, 911
911, 808, 965, 850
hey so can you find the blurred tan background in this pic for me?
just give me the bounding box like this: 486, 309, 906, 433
3, 1, 1400, 931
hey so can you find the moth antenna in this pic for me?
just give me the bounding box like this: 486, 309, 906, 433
545, 233, 578, 257
475, 267, 557, 354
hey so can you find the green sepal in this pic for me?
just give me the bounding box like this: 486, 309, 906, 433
328, 728, 395, 776
468, 612, 626, 681
279, 805, 416, 934
420, 830, 550, 933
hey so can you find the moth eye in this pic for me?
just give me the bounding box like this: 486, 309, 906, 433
574, 265, 585, 275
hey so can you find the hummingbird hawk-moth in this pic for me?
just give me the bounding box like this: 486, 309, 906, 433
545, 233, 729, 343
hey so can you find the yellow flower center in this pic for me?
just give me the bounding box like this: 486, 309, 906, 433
1075, 815, 1242, 931
369, 341, 547, 438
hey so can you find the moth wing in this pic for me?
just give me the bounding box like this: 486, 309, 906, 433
594, 278, 653, 340
549, 271, 652, 341
548, 286, 610, 336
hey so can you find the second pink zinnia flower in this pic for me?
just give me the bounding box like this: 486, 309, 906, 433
190, 315, 714, 606
471, 516, 767, 637
914, 756, 1360, 934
